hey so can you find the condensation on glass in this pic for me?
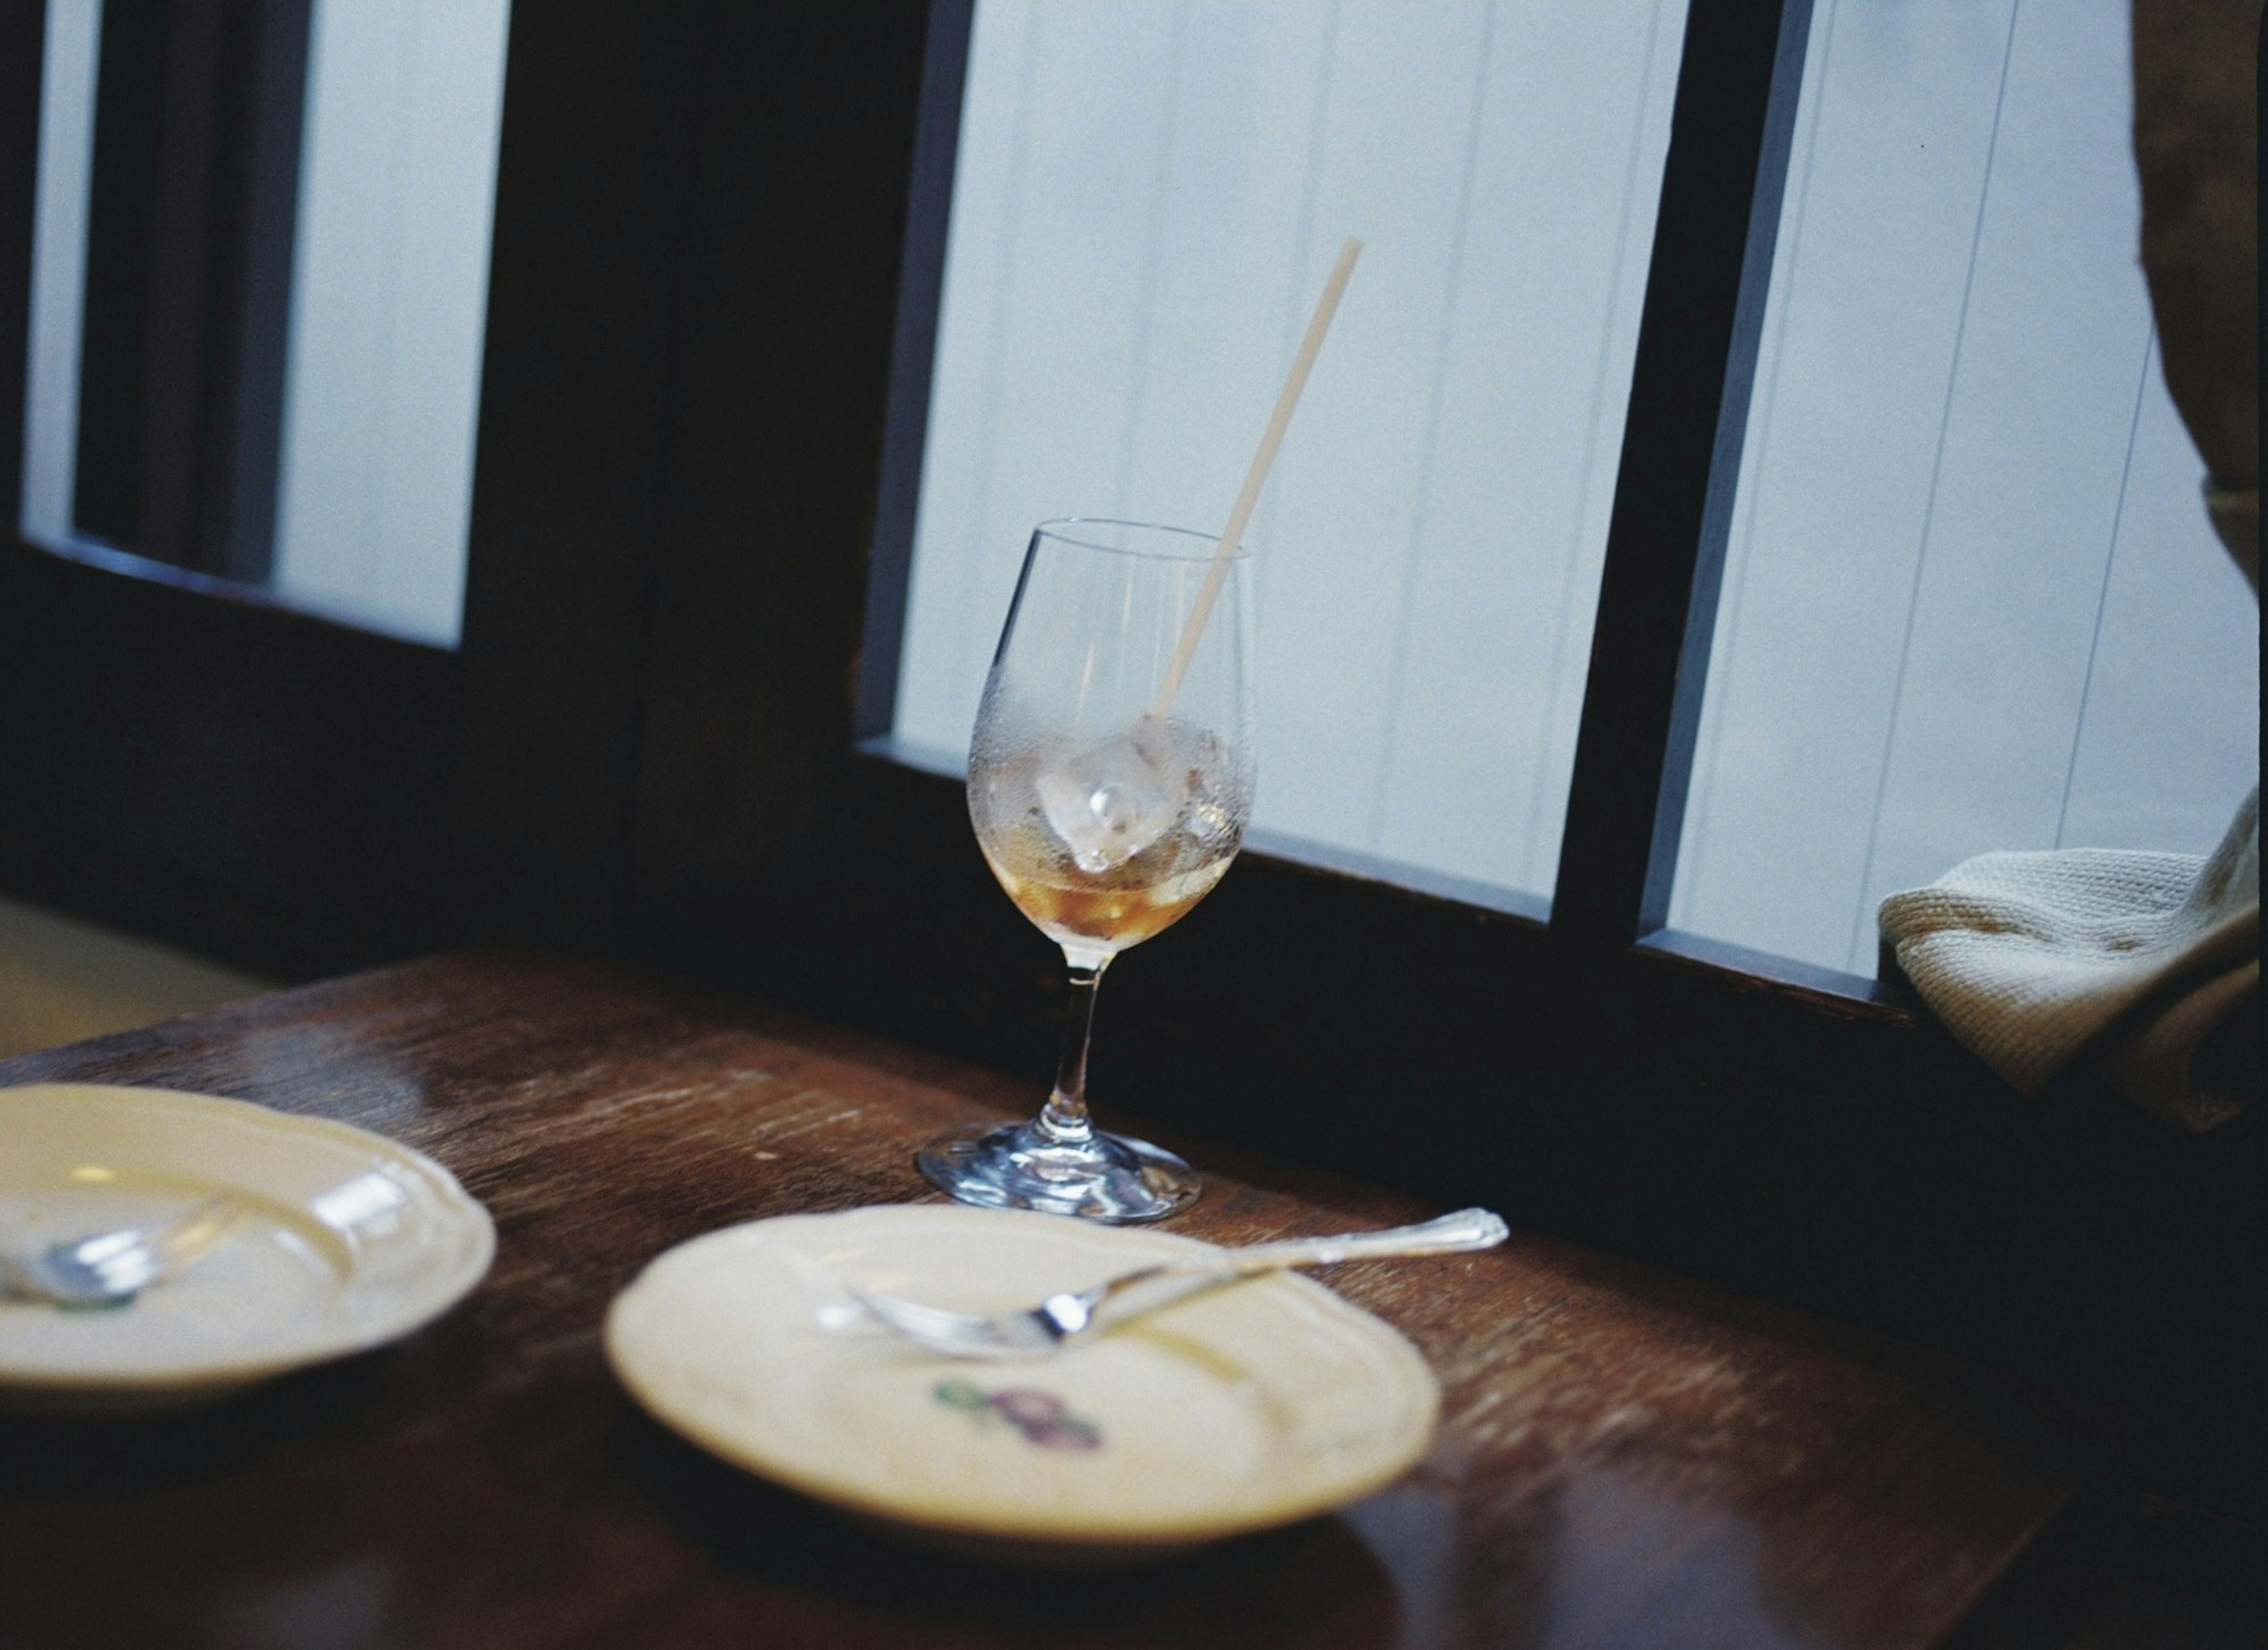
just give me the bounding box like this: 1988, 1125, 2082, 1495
892, 0, 1689, 904
1669, 0, 2259, 978
19, 0, 509, 647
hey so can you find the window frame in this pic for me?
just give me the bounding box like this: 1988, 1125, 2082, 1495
0, 0, 704, 973
0, 0, 1911, 1011
853, 0, 1917, 1016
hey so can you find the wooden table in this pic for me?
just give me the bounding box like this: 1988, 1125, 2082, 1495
0, 955, 2117, 1648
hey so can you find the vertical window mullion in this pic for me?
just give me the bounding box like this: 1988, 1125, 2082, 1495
1550, 0, 1811, 953
856, 0, 975, 744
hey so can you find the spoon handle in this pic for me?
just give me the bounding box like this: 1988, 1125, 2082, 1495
1190, 1207, 1509, 1280
1061, 1209, 1510, 1339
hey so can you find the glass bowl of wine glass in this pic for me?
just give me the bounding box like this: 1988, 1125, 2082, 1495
916, 519, 1255, 1223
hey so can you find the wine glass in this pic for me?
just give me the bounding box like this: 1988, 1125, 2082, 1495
917, 519, 1255, 1222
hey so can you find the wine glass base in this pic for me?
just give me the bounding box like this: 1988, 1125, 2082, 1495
915, 1119, 1200, 1224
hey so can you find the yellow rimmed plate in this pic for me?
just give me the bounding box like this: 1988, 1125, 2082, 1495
0, 1083, 494, 1411
605, 1204, 1438, 1559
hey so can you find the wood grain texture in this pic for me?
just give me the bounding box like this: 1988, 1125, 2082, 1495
0, 955, 2117, 1649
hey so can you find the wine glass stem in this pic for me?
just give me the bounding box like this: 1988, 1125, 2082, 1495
1038, 952, 1110, 1143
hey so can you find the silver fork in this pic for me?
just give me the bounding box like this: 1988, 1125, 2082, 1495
0, 1196, 253, 1306
851, 1206, 1508, 1359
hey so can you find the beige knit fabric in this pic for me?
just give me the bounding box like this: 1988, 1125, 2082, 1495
1878, 786, 2259, 1131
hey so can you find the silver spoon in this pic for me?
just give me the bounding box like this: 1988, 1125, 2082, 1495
0, 1196, 252, 1306
850, 1206, 1507, 1360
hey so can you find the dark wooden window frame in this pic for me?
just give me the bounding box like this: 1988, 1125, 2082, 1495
855, 0, 1915, 1006
1, 0, 2257, 1527
831, 0, 1924, 1032
0, 0, 1893, 1013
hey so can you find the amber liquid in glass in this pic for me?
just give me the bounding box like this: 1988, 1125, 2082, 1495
976, 817, 1234, 953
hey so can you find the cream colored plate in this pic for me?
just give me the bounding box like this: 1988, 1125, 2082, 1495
605, 1204, 1439, 1556
0, 1083, 494, 1410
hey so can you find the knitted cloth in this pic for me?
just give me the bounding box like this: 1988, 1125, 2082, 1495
1879, 787, 2259, 1130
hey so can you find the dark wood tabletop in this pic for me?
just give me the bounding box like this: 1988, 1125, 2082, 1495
0, 953, 2117, 1649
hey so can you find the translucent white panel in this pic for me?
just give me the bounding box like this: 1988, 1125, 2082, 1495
1672, 0, 2259, 978
271, 0, 510, 646
17, 0, 100, 552
897, 0, 1687, 900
